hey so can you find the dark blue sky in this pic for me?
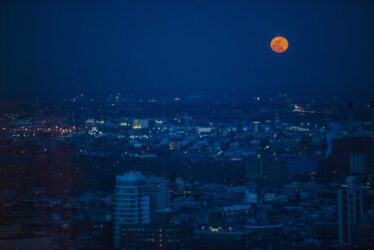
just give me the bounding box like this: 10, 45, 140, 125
0, 0, 373, 99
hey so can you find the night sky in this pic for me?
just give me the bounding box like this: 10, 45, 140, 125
0, 0, 373, 99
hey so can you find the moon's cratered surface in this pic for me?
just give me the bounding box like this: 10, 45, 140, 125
270, 36, 289, 53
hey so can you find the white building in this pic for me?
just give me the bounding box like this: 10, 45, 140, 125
113, 172, 169, 249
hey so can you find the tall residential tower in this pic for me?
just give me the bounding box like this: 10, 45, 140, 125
338, 176, 366, 246
113, 172, 169, 249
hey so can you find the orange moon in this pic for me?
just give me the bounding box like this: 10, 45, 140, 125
270, 36, 289, 53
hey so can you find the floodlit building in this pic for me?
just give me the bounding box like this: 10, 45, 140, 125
132, 119, 149, 129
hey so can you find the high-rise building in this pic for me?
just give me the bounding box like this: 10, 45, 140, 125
370, 101, 374, 134
244, 156, 287, 188
113, 172, 169, 250
338, 176, 366, 246
347, 102, 354, 136
329, 137, 374, 175
148, 176, 170, 211
251, 121, 261, 134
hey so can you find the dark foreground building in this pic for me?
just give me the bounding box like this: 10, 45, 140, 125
192, 228, 253, 250
244, 156, 287, 188
318, 137, 374, 180
120, 223, 192, 250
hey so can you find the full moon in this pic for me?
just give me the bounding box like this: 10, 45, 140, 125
270, 36, 289, 53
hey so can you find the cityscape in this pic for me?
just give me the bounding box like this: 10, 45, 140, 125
0, 94, 373, 249
0, 0, 374, 249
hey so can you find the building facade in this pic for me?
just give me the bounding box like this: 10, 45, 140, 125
113, 172, 169, 250
338, 176, 366, 246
